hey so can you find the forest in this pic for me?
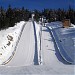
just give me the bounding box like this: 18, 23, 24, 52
0, 5, 75, 30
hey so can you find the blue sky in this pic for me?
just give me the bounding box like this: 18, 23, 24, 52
0, 0, 74, 10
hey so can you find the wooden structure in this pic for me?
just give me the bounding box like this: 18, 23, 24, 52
62, 19, 71, 28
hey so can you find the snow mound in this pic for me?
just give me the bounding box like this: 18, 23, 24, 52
34, 22, 42, 65
0, 21, 25, 65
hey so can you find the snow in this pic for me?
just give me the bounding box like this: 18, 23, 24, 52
71, 23, 75, 28
54, 27, 75, 63
42, 27, 57, 65
34, 22, 43, 65
0, 21, 40, 66
6, 21, 35, 66
0, 21, 74, 74
47, 21, 63, 29
0, 21, 25, 65
46, 22, 75, 64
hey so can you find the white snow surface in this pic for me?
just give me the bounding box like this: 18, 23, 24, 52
0, 21, 74, 74
34, 22, 42, 65
54, 27, 75, 63
71, 23, 75, 28
6, 21, 35, 66
0, 21, 25, 65
46, 22, 75, 63
47, 21, 63, 29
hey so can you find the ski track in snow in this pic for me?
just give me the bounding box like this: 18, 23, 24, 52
42, 27, 56, 65
6, 21, 35, 66
42, 26, 68, 65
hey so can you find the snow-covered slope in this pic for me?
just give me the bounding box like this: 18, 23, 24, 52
6, 21, 35, 66
54, 27, 75, 63
0, 21, 25, 65
0, 21, 74, 74
34, 22, 42, 65
47, 22, 75, 64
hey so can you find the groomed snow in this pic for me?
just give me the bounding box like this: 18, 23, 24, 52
0, 21, 74, 74
6, 21, 35, 66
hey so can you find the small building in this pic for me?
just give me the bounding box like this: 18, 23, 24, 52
62, 19, 71, 28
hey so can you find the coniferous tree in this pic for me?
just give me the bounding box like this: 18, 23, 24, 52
0, 5, 75, 30
6, 5, 15, 27
0, 6, 6, 29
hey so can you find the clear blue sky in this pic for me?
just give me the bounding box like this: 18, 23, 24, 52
0, 0, 74, 10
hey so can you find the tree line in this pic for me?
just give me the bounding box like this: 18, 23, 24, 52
0, 5, 75, 30
0, 5, 31, 30
34, 7, 75, 24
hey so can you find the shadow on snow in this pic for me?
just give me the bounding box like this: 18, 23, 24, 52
44, 26, 70, 65
33, 21, 39, 65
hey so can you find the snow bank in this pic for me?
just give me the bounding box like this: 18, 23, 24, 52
47, 22, 75, 64
34, 22, 43, 65
50, 28, 73, 63
71, 23, 75, 28
54, 27, 75, 64
0, 21, 25, 65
